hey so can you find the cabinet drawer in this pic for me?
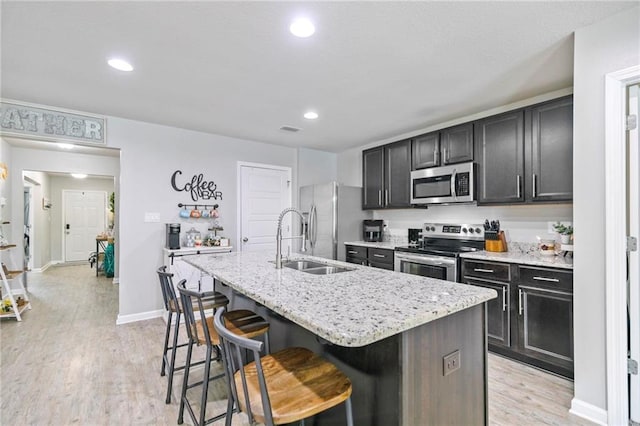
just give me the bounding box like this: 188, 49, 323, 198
368, 248, 394, 264
518, 266, 572, 292
369, 260, 394, 271
345, 245, 367, 260
462, 260, 510, 282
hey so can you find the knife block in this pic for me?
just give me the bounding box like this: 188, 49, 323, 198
485, 231, 507, 252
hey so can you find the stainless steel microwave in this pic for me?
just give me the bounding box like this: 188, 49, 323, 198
410, 162, 475, 205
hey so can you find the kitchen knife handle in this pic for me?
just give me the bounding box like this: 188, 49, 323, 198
532, 174, 537, 198
516, 175, 522, 199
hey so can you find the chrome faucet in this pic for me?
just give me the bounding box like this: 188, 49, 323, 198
275, 207, 307, 269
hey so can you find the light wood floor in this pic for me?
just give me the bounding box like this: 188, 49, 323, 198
0, 265, 593, 425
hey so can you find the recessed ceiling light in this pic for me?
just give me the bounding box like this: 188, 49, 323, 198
107, 58, 134, 72
57, 143, 74, 150
304, 111, 319, 120
71, 173, 88, 179
289, 18, 315, 38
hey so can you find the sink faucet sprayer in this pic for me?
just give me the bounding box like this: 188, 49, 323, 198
275, 207, 307, 269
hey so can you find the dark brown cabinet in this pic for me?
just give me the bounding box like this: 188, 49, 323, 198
525, 96, 573, 202
462, 260, 511, 349
461, 259, 574, 378
363, 140, 411, 209
475, 96, 573, 205
411, 123, 473, 170
474, 110, 525, 204
345, 245, 394, 270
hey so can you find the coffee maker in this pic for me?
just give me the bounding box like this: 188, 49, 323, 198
166, 223, 181, 249
363, 220, 384, 242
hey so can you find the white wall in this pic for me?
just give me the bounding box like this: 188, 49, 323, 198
0, 139, 12, 241
22, 171, 51, 269
49, 176, 115, 262
104, 117, 297, 321
297, 148, 337, 186
573, 6, 640, 416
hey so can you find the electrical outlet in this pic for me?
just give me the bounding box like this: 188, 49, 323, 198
443, 350, 461, 376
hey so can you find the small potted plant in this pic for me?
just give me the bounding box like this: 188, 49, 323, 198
553, 222, 573, 244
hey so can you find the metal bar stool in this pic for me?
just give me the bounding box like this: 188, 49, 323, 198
176, 281, 270, 426
213, 307, 354, 426
157, 267, 229, 404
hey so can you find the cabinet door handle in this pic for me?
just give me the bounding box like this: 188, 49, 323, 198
434, 150, 438, 165
473, 268, 494, 273
518, 289, 524, 315
385, 189, 389, 206
516, 175, 522, 199
443, 148, 448, 163
348, 250, 359, 254
378, 190, 382, 206
532, 174, 537, 198
373, 254, 386, 258
532, 276, 560, 283
502, 287, 507, 312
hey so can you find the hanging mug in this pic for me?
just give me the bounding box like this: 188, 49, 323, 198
190, 208, 201, 218
211, 209, 219, 219
201, 209, 210, 218
179, 208, 190, 218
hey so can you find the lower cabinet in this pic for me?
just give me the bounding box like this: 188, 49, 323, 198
345, 245, 394, 271
462, 259, 574, 378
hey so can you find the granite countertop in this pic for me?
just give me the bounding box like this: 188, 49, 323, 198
343, 241, 401, 249
460, 248, 573, 270
185, 251, 496, 347
163, 246, 233, 255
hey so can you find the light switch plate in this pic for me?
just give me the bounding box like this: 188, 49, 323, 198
144, 212, 161, 223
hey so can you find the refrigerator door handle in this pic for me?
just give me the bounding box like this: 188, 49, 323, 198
309, 204, 317, 247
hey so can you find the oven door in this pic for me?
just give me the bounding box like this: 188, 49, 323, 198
394, 252, 457, 282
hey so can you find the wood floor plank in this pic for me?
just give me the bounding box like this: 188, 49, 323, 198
1, 265, 593, 425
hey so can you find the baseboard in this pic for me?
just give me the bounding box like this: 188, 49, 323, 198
116, 309, 164, 325
30, 262, 53, 273
570, 398, 608, 425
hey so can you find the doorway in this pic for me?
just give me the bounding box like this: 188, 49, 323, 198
23, 186, 34, 271
63, 190, 107, 263
237, 162, 292, 253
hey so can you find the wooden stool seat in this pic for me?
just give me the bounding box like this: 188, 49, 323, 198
168, 292, 229, 313
235, 347, 353, 425
193, 309, 269, 346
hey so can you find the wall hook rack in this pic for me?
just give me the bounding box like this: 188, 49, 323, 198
177, 203, 219, 209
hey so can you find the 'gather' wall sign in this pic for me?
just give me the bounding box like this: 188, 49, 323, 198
0, 100, 106, 145
171, 170, 223, 202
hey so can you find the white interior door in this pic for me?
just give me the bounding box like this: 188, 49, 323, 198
64, 190, 106, 262
628, 83, 639, 423
239, 164, 291, 253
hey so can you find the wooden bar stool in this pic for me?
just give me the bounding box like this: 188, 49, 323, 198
156, 267, 229, 404
176, 281, 270, 426
213, 307, 354, 426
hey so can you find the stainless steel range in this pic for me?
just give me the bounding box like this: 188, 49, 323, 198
394, 222, 485, 282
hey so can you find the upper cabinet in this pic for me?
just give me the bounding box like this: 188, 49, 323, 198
411, 123, 474, 170
525, 96, 573, 202
475, 96, 573, 205
475, 110, 525, 204
363, 140, 411, 209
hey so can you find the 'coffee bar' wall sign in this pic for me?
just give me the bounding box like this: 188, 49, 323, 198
171, 170, 223, 202
0, 100, 106, 145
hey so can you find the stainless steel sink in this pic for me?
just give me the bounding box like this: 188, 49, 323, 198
301, 266, 355, 275
282, 260, 355, 275
283, 260, 327, 270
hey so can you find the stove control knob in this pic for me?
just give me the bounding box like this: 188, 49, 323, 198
430, 226, 435, 231
462, 227, 468, 233
469, 228, 474, 233
475, 227, 482, 234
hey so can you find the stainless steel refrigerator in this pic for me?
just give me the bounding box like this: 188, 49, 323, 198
299, 182, 370, 261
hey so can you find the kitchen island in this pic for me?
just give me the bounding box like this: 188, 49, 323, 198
186, 251, 496, 425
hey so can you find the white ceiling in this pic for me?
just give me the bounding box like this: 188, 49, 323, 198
1, 1, 636, 153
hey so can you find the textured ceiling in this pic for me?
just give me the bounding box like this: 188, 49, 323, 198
1, 1, 636, 153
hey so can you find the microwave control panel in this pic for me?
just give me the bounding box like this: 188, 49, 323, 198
456, 172, 470, 196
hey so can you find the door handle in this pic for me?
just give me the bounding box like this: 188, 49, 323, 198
516, 175, 522, 199
532, 174, 537, 198
518, 289, 524, 315
66, 224, 70, 230
242, 237, 248, 242
433, 150, 439, 166
502, 287, 507, 312
378, 190, 382, 206
385, 189, 389, 206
